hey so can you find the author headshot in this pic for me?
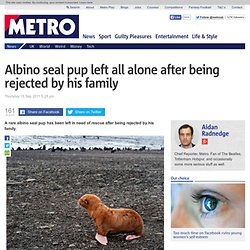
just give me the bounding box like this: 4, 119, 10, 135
178, 124, 195, 149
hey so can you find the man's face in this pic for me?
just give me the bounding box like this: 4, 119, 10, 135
179, 127, 193, 148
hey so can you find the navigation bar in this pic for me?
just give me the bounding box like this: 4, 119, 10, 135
5, 43, 245, 50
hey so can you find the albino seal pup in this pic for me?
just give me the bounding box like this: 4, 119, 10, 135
78, 194, 144, 245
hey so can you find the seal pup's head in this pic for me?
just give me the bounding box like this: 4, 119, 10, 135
78, 194, 102, 209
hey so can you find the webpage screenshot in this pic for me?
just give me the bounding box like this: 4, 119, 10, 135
1, 1, 249, 249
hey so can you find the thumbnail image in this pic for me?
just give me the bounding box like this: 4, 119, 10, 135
178, 124, 196, 149
7, 136, 164, 249
171, 183, 245, 228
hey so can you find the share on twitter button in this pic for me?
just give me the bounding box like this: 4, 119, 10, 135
65, 108, 105, 116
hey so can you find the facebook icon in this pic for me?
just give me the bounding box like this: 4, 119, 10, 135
169, 15, 182, 20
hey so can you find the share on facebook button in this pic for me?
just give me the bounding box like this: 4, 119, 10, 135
66, 108, 105, 116
19, 108, 63, 116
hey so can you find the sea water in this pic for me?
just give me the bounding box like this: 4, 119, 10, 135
11, 135, 164, 150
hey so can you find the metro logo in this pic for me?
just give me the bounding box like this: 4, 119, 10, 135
5, 15, 79, 38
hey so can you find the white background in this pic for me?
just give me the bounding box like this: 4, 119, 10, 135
1, 6, 250, 249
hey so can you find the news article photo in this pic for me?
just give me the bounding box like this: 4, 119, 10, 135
171, 182, 245, 241
171, 183, 245, 228
7, 135, 164, 249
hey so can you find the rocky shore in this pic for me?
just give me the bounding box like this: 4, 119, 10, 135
7, 149, 164, 249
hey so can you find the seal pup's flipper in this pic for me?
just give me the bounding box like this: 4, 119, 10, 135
95, 233, 108, 245
126, 234, 142, 240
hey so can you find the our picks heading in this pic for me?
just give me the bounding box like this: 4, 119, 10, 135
5, 63, 220, 91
